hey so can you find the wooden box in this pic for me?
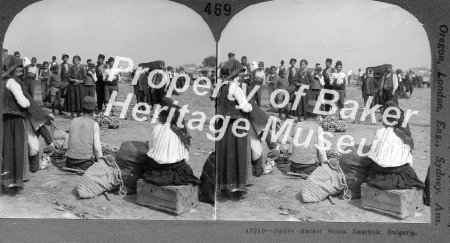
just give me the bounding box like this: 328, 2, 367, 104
136, 179, 199, 215
361, 183, 424, 219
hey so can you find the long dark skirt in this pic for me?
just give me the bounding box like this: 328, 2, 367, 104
84, 85, 95, 97
309, 89, 321, 101
2, 115, 26, 188
336, 89, 346, 109
216, 119, 250, 191
23, 77, 36, 98
292, 94, 308, 118
366, 163, 424, 190
64, 83, 85, 112
142, 157, 200, 186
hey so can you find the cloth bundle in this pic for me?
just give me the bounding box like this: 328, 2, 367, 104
339, 145, 375, 199
301, 159, 351, 203
77, 156, 123, 199
115, 141, 149, 195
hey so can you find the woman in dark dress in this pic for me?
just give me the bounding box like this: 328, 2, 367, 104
1, 55, 30, 194
216, 60, 252, 199
292, 59, 313, 121
65, 55, 86, 118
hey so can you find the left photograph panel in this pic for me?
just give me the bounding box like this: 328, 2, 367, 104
1, 0, 216, 220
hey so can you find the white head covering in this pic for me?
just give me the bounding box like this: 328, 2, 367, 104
23, 57, 31, 67
250, 61, 258, 71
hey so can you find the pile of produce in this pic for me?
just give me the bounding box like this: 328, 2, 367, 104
317, 115, 346, 133
101, 143, 119, 157
49, 143, 119, 160
50, 148, 67, 160
94, 113, 121, 129
326, 147, 342, 160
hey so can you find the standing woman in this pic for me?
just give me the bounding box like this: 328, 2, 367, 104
1, 55, 30, 194
292, 59, 313, 122
23, 57, 39, 98
330, 61, 347, 119
85, 62, 97, 97
65, 55, 86, 118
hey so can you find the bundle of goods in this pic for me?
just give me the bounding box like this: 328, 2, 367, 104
94, 113, 121, 129
115, 141, 149, 195
317, 115, 347, 133
101, 143, 119, 157
338, 145, 375, 199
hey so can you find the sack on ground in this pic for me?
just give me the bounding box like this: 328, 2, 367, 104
339, 145, 374, 199
116, 141, 149, 195
199, 152, 215, 205
301, 159, 348, 203
77, 156, 121, 199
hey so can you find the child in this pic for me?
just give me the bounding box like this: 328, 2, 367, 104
39, 61, 51, 103
66, 96, 102, 170
266, 66, 278, 112
48, 65, 64, 115
275, 70, 291, 119
23, 57, 39, 98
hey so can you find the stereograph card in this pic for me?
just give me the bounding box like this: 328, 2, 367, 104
0, 0, 448, 242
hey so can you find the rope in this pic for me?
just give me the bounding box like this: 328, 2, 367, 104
338, 165, 352, 201
111, 157, 126, 196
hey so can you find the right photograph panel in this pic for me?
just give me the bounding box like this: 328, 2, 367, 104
215, 0, 431, 222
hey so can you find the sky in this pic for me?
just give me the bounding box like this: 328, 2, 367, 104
219, 0, 431, 73
3, 0, 216, 67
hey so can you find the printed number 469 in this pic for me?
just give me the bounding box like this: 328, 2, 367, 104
204, 3, 231, 16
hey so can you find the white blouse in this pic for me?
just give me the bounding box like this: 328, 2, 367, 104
330, 72, 347, 85
368, 127, 413, 167
6, 78, 30, 108
147, 123, 189, 164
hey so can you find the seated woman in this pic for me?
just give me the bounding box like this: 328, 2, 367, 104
142, 99, 200, 186
366, 100, 424, 190
66, 96, 103, 170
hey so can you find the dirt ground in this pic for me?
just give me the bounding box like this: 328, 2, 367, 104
0, 82, 430, 222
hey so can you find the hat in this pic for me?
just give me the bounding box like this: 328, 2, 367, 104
386, 64, 393, 69
281, 60, 285, 64
108, 57, 115, 63
258, 61, 264, 66
82, 96, 96, 110
62, 54, 69, 59
88, 62, 96, 68
228, 52, 235, 58
98, 54, 105, 60
326, 58, 333, 64
2, 55, 23, 78
335, 60, 343, 67
289, 58, 297, 64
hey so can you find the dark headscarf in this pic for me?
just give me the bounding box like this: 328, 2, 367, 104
2, 55, 23, 79
159, 98, 191, 150
220, 59, 245, 80
383, 101, 414, 150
